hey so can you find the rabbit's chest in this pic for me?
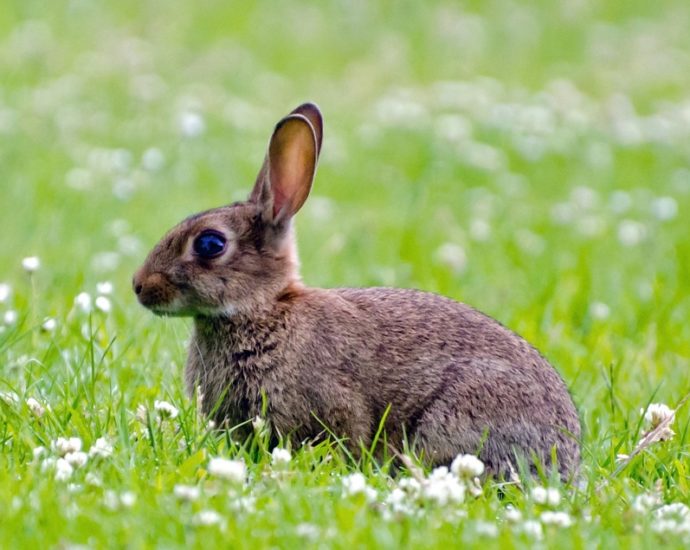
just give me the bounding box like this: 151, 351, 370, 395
186, 336, 303, 418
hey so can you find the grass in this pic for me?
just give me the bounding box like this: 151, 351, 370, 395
1, 0, 690, 547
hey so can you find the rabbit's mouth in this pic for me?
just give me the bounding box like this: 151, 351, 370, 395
151, 302, 239, 318
133, 270, 185, 314
144, 294, 235, 318
141, 297, 185, 316
145, 297, 204, 317
149, 303, 183, 316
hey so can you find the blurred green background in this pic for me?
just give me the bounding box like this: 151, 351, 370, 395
2, 1, 690, 546
1, 0, 690, 476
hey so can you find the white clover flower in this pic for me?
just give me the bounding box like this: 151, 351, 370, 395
518, 519, 543, 540
652, 518, 690, 536
540, 510, 573, 528
515, 229, 545, 255
174, 484, 201, 501
41, 457, 56, 472
22, 256, 40, 273
385, 488, 414, 516
112, 176, 135, 200
643, 403, 674, 428
41, 317, 57, 332
118, 234, 143, 256
571, 186, 598, 209
271, 447, 291, 467
25, 397, 46, 417
651, 196, 678, 221
450, 453, 485, 478
589, 301, 610, 320
75, 292, 96, 314
531, 486, 548, 504
65, 167, 92, 190
0, 391, 19, 404
632, 493, 661, 513
120, 491, 136, 507
179, 111, 205, 138
95, 296, 112, 313
398, 476, 422, 496
609, 190, 632, 213
469, 219, 492, 242
577, 215, 606, 238
193, 510, 223, 527
422, 466, 465, 506
208, 457, 247, 483
104, 491, 135, 510
3, 310, 18, 325
52, 437, 82, 456
531, 486, 561, 507
142, 148, 165, 171
228, 495, 256, 513
617, 220, 646, 246
341, 472, 378, 502
435, 113, 471, 142
295, 522, 320, 539
103, 490, 120, 510
545, 487, 561, 507
154, 400, 179, 420
85, 473, 102, 487
32, 446, 47, 462
96, 281, 114, 295
504, 505, 522, 523
135, 403, 148, 424
551, 202, 574, 224
89, 437, 113, 458
55, 458, 74, 481
434, 243, 467, 273
642, 403, 675, 441
651, 503, 690, 535
655, 502, 690, 520
0, 283, 10, 303
65, 451, 88, 468
341, 472, 365, 494
474, 521, 499, 538
91, 251, 120, 272
74, 292, 92, 312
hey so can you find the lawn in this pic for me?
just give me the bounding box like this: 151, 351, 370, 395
1, 0, 690, 547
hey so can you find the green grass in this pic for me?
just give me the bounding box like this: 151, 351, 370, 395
1, 0, 690, 547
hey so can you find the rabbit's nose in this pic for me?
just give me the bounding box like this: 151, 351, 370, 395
132, 271, 144, 295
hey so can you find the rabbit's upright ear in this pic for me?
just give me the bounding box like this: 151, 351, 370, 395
250, 103, 322, 225
290, 102, 323, 153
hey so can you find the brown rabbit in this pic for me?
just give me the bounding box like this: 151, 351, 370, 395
133, 103, 580, 478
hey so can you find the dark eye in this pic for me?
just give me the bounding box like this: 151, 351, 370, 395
193, 231, 227, 258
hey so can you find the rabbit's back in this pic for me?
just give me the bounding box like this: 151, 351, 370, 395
330, 288, 580, 475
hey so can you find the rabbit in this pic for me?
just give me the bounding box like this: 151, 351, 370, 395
133, 102, 581, 479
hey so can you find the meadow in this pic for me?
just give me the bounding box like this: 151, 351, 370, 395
1, 0, 690, 547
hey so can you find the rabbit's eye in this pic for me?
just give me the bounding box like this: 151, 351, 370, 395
193, 231, 227, 258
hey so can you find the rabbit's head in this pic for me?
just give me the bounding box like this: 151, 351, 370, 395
133, 103, 323, 317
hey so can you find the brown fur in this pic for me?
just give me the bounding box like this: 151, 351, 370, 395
133, 103, 581, 478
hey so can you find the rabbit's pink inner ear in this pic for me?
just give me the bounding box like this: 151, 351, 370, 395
267, 115, 317, 222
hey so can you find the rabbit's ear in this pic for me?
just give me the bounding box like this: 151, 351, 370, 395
250, 104, 321, 224
290, 102, 323, 154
